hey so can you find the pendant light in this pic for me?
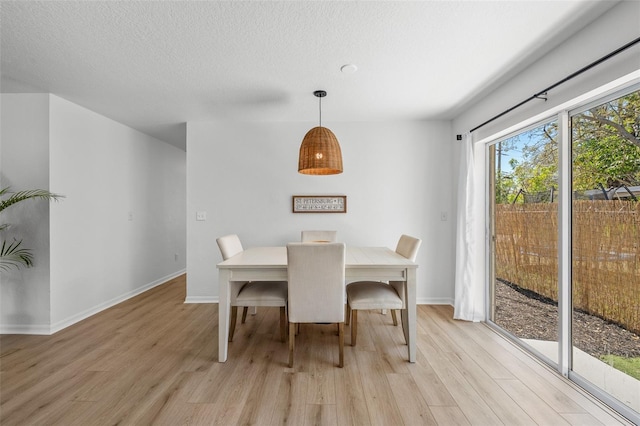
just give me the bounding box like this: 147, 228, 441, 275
298, 90, 343, 175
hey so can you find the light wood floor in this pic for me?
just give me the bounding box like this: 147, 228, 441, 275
0, 275, 632, 425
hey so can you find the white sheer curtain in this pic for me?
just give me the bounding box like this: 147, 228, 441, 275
454, 133, 484, 321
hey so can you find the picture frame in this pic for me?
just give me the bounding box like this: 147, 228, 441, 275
292, 195, 347, 213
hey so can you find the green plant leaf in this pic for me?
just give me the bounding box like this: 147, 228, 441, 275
0, 187, 64, 272
0, 238, 34, 271
0, 187, 64, 214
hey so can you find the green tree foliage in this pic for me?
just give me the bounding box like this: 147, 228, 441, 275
513, 122, 558, 197
494, 121, 559, 204
493, 139, 521, 204
495, 90, 640, 203
572, 91, 640, 191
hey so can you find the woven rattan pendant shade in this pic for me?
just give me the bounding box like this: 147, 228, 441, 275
298, 90, 343, 175
298, 126, 343, 175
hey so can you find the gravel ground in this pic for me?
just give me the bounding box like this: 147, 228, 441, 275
493, 279, 640, 358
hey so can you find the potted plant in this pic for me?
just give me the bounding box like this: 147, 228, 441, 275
0, 187, 63, 271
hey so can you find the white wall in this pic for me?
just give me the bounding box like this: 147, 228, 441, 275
1, 94, 187, 333
0, 94, 51, 332
186, 120, 454, 304
48, 95, 187, 330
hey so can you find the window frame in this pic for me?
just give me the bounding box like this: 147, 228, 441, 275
482, 78, 640, 423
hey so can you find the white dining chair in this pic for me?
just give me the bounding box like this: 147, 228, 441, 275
300, 230, 338, 243
216, 234, 288, 342
286, 242, 346, 368
346, 234, 421, 346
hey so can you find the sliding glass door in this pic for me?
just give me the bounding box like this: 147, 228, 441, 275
489, 120, 560, 365
488, 87, 640, 420
570, 90, 640, 414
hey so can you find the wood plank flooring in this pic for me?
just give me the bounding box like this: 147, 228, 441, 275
0, 275, 632, 425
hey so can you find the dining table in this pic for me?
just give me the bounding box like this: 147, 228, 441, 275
216, 246, 418, 363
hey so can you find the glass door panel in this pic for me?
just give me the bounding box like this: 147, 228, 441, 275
571, 91, 640, 414
490, 120, 560, 363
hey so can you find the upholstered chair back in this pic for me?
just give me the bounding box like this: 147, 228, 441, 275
395, 234, 422, 262
300, 230, 338, 243
391, 235, 422, 305
216, 234, 244, 260
286, 242, 346, 323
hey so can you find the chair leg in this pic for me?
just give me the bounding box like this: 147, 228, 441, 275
241, 307, 249, 324
288, 323, 296, 368
391, 309, 398, 326
229, 306, 238, 342
280, 307, 287, 342
338, 322, 344, 368
351, 310, 358, 346
345, 303, 351, 326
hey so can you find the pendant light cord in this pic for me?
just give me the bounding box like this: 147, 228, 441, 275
313, 90, 327, 128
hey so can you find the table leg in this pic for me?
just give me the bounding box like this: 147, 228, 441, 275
218, 269, 231, 362
401, 268, 417, 362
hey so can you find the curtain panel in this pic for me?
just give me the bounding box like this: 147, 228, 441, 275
453, 133, 484, 321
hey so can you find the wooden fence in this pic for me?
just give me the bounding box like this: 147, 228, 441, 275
495, 200, 639, 334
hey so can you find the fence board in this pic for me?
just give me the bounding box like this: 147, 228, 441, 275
495, 201, 639, 334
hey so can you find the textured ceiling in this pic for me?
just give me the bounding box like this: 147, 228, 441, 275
0, 1, 616, 150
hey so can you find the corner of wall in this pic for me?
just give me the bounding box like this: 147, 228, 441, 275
0, 93, 53, 332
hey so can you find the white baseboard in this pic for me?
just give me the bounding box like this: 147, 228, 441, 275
417, 297, 454, 305
184, 296, 218, 303
0, 269, 186, 335
0, 323, 51, 335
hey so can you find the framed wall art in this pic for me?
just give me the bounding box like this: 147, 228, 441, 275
292, 195, 347, 213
